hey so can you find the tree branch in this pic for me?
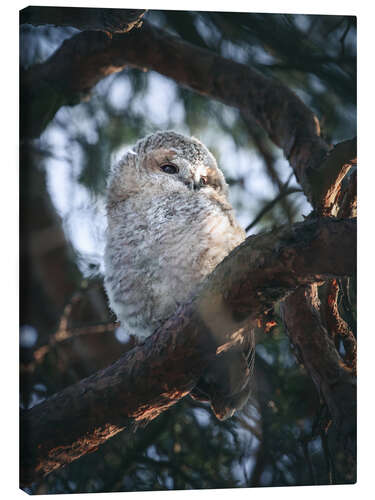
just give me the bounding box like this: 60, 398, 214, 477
279, 135, 357, 482
245, 186, 302, 233
20, 7, 146, 33
281, 286, 356, 422
21, 16, 356, 214
21, 19, 330, 188
241, 113, 296, 224
309, 137, 357, 213
280, 285, 356, 482
20, 216, 356, 485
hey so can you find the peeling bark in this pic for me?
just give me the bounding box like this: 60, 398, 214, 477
20, 216, 356, 485
308, 137, 357, 213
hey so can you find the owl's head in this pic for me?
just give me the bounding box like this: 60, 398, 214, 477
107, 131, 229, 204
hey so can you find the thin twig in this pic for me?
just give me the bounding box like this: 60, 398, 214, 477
320, 430, 334, 485
246, 186, 302, 232
300, 438, 317, 485
340, 19, 352, 58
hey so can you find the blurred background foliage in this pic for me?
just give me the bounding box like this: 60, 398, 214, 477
20, 9, 356, 493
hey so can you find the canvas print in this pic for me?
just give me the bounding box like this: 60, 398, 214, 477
20, 6, 357, 494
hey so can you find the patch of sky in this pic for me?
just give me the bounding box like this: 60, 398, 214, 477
260, 466, 273, 485
132, 73, 184, 128
232, 445, 257, 485
309, 74, 327, 94
20, 325, 38, 348
309, 435, 323, 455
192, 406, 211, 427
292, 14, 312, 33
146, 445, 161, 461
278, 338, 300, 369
231, 409, 260, 486
252, 45, 276, 65
344, 26, 357, 53
106, 74, 133, 111
114, 326, 131, 344
278, 455, 295, 484
338, 339, 346, 357
45, 155, 76, 218
194, 14, 221, 47
299, 417, 313, 436
20, 24, 79, 68
245, 402, 261, 424
67, 481, 77, 491
165, 476, 174, 490
256, 344, 274, 365
220, 40, 250, 65
27, 391, 46, 409
43, 118, 108, 276
65, 205, 106, 274
33, 383, 47, 393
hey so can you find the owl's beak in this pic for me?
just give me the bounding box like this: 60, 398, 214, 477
184, 179, 201, 191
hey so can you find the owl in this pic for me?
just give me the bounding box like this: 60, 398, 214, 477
104, 131, 254, 420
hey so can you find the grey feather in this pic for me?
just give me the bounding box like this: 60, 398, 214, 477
104, 130, 254, 419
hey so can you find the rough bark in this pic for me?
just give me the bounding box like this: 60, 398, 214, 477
309, 137, 357, 214
279, 137, 357, 483
281, 287, 355, 420
281, 286, 356, 483
20, 7, 146, 33
20, 216, 356, 486
20, 19, 330, 190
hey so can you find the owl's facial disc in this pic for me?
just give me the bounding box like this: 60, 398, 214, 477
158, 158, 208, 191
147, 147, 226, 194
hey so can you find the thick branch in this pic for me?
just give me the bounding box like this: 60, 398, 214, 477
21, 20, 329, 186
20, 7, 146, 33
323, 280, 356, 372
308, 137, 357, 213
280, 136, 356, 408
20, 216, 356, 485
21, 17, 356, 212
281, 286, 356, 422
280, 286, 356, 482
279, 132, 356, 481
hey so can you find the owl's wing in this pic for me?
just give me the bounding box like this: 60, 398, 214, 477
190, 324, 255, 420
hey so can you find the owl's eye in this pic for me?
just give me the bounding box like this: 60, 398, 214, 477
199, 176, 208, 187
161, 164, 179, 174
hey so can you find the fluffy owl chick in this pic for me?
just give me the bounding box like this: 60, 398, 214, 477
104, 130, 253, 419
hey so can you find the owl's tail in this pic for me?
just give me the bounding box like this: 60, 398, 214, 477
190, 325, 255, 420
